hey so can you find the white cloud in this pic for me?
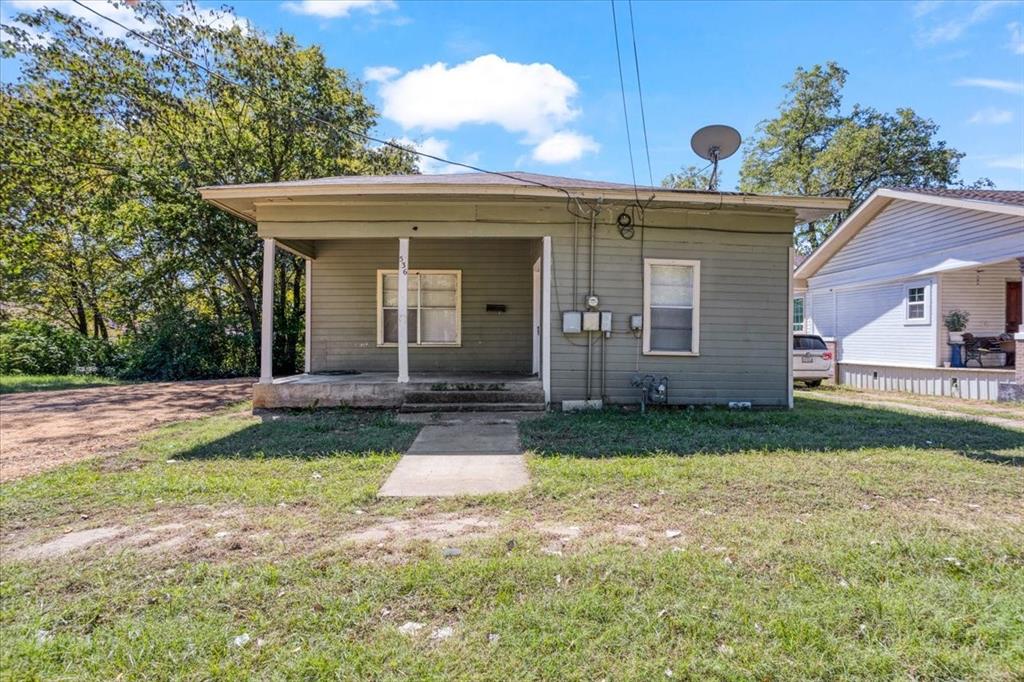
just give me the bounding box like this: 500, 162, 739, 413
968, 107, 1014, 124
1008, 21, 1024, 54
915, 0, 1010, 45
281, 0, 395, 19
985, 153, 1024, 170
8, 0, 156, 40
955, 77, 1024, 94
531, 131, 600, 164
375, 54, 597, 163
364, 65, 399, 83
394, 136, 480, 175
911, 1, 942, 18
6, 0, 248, 43
378, 54, 580, 139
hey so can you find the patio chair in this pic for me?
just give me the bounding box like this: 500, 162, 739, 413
961, 333, 989, 368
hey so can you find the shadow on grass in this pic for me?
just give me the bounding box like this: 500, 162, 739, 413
520, 397, 1024, 462
178, 410, 420, 460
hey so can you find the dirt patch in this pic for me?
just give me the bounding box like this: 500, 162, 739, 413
0, 379, 253, 481
342, 514, 500, 545
10, 526, 127, 560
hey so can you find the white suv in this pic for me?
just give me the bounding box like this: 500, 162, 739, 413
793, 333, 832, 387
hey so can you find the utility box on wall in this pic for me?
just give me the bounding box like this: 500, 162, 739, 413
582, 311, 600, 331
562, 311, 582, 334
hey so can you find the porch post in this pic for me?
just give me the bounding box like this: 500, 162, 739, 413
304, 258, 312, 374
397, 238, 410, 383
542, 235, 552, 404
260, 238, 276, 384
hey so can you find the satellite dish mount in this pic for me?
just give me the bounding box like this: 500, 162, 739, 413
690, 125, 742, 191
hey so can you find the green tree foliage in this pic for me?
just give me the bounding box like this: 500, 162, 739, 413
1, 1, 415, 378
661, 165, 714, 190
738, 62, 984, 251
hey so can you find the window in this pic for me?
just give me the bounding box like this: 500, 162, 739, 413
643, 258, 700, 355
377, 270, 461, 346
793, 297, 805, 332
904, 282, 930, 325
793, 335, 827, 351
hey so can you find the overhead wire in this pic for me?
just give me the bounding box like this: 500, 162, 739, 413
609, 0, 641, 207
626, 0, 653, 189
68, 0, 598, 221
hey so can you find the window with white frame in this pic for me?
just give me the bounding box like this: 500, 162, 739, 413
793, 297, 805, 332
377, 270, 461, 346
643, 258, 700, 355
904, 282, 930, 325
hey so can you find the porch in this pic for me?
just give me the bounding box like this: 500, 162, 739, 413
937, 257, 1023, 368
252, 372, 545, 410
257, 234, 554, 409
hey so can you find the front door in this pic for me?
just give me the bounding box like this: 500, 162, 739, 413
1007, 281, 1022, 333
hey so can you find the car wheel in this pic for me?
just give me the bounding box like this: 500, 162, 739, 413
804, 380, 822, 388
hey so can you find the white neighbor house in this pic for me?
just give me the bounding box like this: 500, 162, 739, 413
793, 188, 1024, 401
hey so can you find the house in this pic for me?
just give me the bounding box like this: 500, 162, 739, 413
200, 172, 847, 411
793, 188, 1024, 401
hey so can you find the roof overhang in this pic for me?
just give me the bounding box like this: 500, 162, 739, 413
794, 188, 1024, 281
200, 180, 849, 226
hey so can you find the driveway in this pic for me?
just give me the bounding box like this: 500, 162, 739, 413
0, 379, 253, 481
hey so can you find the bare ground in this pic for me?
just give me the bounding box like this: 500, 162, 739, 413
0, 379, 253, 481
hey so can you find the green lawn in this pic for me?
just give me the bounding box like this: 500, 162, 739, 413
2, 399, 1023, 680
0, 373, 127, 394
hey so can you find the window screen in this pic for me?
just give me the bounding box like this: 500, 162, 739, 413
380, 271, 460, 345
644, 260, 699, 354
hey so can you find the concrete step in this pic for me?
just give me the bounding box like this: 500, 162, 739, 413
399, 402, 546, 414
404, 389, 545, 404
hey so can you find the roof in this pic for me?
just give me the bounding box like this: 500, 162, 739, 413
794, 187, 1024, 282
200, 171, 848, 224
890, 187, 1024, 207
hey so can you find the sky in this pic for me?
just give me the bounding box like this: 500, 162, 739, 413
3, 0, 1023, 190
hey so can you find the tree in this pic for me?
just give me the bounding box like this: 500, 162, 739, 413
738, 62, 976, 251
662, 165, 714, 190
1, 1, 416, 375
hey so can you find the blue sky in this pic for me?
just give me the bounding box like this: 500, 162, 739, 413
5, 0, 1024, 190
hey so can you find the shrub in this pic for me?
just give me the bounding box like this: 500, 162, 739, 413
116, 308, 255, 381
0, 319, 109, 375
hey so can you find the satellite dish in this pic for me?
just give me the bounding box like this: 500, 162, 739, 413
690, 125, 742, 191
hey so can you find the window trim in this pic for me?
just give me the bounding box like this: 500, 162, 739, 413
793, 296, 805, 333
376, 269, 462, 347
903, 280, 931, 326
642, 258, 701, 356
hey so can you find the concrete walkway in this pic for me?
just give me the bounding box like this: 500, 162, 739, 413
378, 422, 530, 497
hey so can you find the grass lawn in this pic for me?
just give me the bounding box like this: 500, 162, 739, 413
2, 399, 1023, 680
0, 374, 126, 394
802, 383, 1024, 421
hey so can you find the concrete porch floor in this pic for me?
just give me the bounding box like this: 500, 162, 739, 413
253, 372, 541, 409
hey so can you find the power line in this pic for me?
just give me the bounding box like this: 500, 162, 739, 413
67, 0, 592, 219
609, 0, 640, 206
627, 0, 654, 189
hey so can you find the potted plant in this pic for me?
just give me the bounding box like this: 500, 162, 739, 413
944, 309, 970, 343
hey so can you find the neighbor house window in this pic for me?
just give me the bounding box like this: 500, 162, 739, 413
643, 258, 700, 355
377, 270, 461, 346
904, 282, 930, 325
793, 297, 805, 332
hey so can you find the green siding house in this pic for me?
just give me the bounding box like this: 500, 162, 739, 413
201, 172, 846, 411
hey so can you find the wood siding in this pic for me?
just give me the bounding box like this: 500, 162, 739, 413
838, 279, 937, 367
310, 238, 534, 373
270, 200, 795, 407
839, 363, 1014, 401
548, 220, 793, 407
809, 199, 1024, 289
938, 260, 1021, 364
